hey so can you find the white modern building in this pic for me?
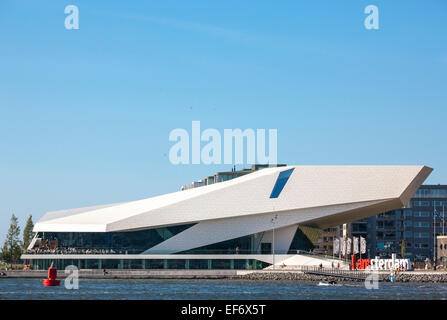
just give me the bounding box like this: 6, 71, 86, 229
22, 165, 432, 270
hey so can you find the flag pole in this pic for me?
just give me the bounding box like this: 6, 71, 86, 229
338, 234, 343, 260
443, 206, 445, 236
360, 239, 362, 261
434, 206, 437, 268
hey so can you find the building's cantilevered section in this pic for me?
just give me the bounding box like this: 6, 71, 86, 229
32, 166, 432, 255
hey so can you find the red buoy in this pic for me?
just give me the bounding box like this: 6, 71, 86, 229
43, 263, 61, 286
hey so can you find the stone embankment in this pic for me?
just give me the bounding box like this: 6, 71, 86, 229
232, 271, 370, 282
394, 272, 447, 283
235, 270, 447, 283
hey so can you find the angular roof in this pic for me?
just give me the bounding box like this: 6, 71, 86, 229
34, 165, 432, 234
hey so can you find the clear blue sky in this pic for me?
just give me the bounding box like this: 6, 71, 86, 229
0, 1, 446, 243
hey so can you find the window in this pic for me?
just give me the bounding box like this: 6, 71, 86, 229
404, 201, 412, 209
404, 210, 412, 217
384, 221, 395, 229
414, 211, 430, 217
261, 243, 272, 254
433, 201, 447, 207
414, 243, 429, 248
413, 201, 430, 207
270, 168, 294, 199
405, 221, 412, 227
404, 231, 413, 239
414, 222, 430, 228
414, 189, 447, 198
414, 233, 429, 238
433, 212, 447, 218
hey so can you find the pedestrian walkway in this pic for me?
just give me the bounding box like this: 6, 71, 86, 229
300, 266, 375, 281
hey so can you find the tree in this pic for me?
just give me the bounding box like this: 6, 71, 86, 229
23, 214, 34, 250
2, 214, 22, 263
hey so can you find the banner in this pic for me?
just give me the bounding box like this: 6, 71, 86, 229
353, 236, 359, 254
360, 236, 367, 254
341, 237, 346, 256
333, 238, 339, 255
346, 237, 352, 255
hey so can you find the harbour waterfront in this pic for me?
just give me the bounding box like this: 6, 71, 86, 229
5, 269, 447, 282
1, 278, 447, 300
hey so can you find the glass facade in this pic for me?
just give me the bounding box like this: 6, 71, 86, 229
288, 227, 315, 253
30, 224, 195, 254
30, 258, 270, 270
179, 233, 265, 254
178, 226, 318, 256
27, 227, 289, 270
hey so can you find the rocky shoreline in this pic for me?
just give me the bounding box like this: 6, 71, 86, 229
232, 272, 370, 282
392, 273, 447, 283
233, 271, 447, 283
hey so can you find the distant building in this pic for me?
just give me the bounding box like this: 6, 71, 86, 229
345, 216, 376, 257
345, 185, 447, 261
437, 235, 447, 266
181, 164, 287, 190
181, 179, 206, 191
314, 227, 338, 255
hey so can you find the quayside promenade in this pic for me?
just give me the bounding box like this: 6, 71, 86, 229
3, 268, 447, 282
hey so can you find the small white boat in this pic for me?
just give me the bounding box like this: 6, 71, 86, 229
318, 279, 338, 286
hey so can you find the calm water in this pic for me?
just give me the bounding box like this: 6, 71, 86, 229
1, 278, 447, 300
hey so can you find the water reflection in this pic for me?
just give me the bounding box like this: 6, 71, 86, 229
1, 279, 447, 300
